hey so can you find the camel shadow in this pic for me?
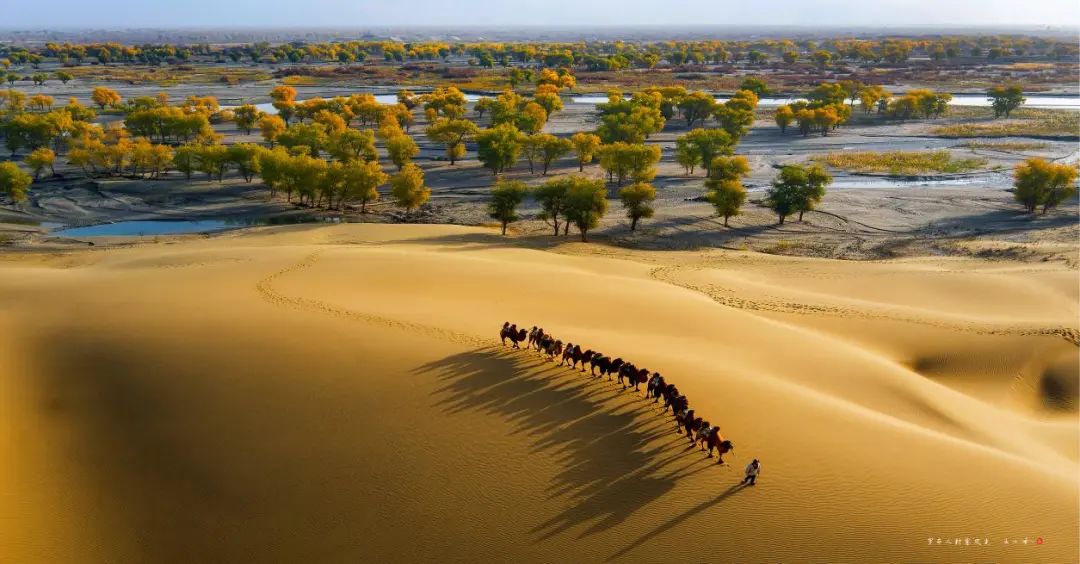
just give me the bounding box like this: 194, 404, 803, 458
607, 483, 750, 561
415, 346, 717, 542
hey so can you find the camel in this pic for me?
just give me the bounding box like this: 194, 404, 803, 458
500, 323, 528, 348
646, 372, 663, 398
661, 384, 679, 410
530, 327, 547, 351
590, 354, 609, 377
538, 335, 562, 359
695, 421, 712, 446
668, 394, 689, 418
629, 367, 649, 391
649, 375, 667, 403
615, 362, 631, 387
544, 339, 563, 360
703, 428, 735, 464
561, 343, 577, 367
606, 358, 625, 380
675, 408, 696, 432
499, 322, 739, 464
615, 363, 648, 390
684, 416, 706, 443
574, 349, 594, 372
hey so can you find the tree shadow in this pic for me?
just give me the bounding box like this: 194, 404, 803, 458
415, 346, 722, 542
919, 205, 1079, 239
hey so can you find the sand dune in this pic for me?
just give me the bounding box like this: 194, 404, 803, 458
0, 224, 1076, 563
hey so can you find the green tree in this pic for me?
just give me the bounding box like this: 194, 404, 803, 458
564, 175, 608, 241
425, 118, 479, 165
174, 143, 199, 180
285, 154, 329, 205
476, 124, 524, 175
1013, 158, 1078, 214
534, 177, 570, 236
337, 159, 388, 212
474, 97, 496, 120
858, 86, 890, 114
227, 143, 264, 182
838, 80, 864, 108
597, 142, 660, 186
570, 132, 601, 172
715, 90, 758, 139
677, 91, 717, 128
987, 84, 1026, 118
0, 161, 32, 203
327, 128, 377, 163
233, 104, 262, 135
709, 155, 750, 182
195, 143, 230, 181
521, 133, 545, 175
707, 180, 746, 227
705, 155, 750, 226
618, 182, 656, 231
739, 77, 771, 98
423, 86, 468, 119
677, 128, 735, 176
390, 162, 429, 217
812, 50, 832, 69
277, 123, 329, 156
674, 137, 700, 175
766, 164, 832, 223
540, 136, 573, 176
55, 71, 73, 84
487, 179, 528, 235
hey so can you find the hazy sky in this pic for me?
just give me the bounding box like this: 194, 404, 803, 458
7, 0, 1080, 28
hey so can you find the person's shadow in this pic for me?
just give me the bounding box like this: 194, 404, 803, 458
607, 483, 749, 561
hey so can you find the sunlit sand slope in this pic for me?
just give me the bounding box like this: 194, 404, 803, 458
1, 224, 1075, 563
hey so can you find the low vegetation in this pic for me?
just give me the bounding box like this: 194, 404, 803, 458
931, 109, 1079, 138
813, 150, 988, 175
957, 141, 1049, 151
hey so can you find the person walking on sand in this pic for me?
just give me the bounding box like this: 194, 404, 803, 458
742, 459, 760, 486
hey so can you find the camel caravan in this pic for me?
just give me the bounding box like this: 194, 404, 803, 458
499, 322, 736, 464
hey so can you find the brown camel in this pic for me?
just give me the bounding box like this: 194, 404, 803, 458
500, 323, 528, 348
704, 428, 735, 464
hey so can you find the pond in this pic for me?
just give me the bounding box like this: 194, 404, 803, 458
51, 220, 238, 237
237, 93, 1078, 114
570, 94, 1080, 109
51, 217, 351, 237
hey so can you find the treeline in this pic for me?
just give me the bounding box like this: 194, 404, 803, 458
1, 74, 1071, 223
1, 34, 1075, 68
772, 80, 1033, 136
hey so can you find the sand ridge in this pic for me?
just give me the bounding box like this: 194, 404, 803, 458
0, 223, 1076, 563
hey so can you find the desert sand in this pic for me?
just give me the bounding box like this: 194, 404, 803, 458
0, 223, 1076, 563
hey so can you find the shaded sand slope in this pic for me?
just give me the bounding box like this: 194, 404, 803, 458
0, 224, 1076, 563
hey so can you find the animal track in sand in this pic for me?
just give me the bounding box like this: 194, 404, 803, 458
648, 265, 1080, 346
255, 250, 491, 348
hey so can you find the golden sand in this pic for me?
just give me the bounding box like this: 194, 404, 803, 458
1, 224, 1075, 562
